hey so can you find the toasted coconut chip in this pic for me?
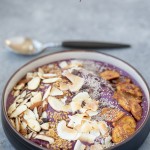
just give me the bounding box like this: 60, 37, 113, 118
41, 122, 49, 130
80, 121, 93, 133
62, 70, 84, 92
98, 121, 109, 136
43, 86, 51, 101
23, 109, 36, 120
33, 107, 39, 120
59, 82, 69, 91
50, 86, 63, 96
15, 117, 21, 132
14, 83, 25, 90
68, 114, 86, 128
70, 101, 82, 113
90, 144, 104, 150
8, 101, 17, 115
79, 131, 100, 144
10, 105, 27, 118
57, 120, 80, 141
79, 108, 87, 114
42, 78, 61, 84
59, 61, 68, 68
34, 134, 54, 144
48, 96, 64, 111
86, 110, 98, 117
84, 100, 99, 111
26, 119, 41, 132
70, 60, 83, 67
27, 77, 41, 90
74, 140, 86, 150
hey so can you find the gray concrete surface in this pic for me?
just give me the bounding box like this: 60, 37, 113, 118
0, 0, 150, 149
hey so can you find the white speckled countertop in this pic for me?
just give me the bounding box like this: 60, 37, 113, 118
0, 0, 150, 149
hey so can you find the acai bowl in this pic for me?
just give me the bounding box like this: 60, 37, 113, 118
1, 51, 150, 150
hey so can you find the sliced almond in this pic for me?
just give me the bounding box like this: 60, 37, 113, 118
26, 132, 33, 139
27, 77, 41, 90
50, 86, 63, 96
20, 121, 27, 130
48, 96, 64, 111
90, 144, 104, 150
59, 61, 68, 68
33, 107, 39, 120
42, 78, 61, 84
62, 70, 84, 92
41, 122, 49, 130
14, 90, 20, 97
15, 117, 21, 132
74, 140, 86, 150
34, 134, 54, 144
42, 86, 51, 101
23, 109, 36, 120
59, 82, 69, 91
41, 111, 47, 119
10, 105, 27, 118
29, 92, 42, 109
26, 119, 41, 132
26, 72, 34, 79
14, 83, 25, 90
43, 73, 57, 78
86, 110, 98, 117
8, 101, 17, 115
42, 101, 48, 111
10, 119, 16, 128
16, 98, 24, 104
57, 120, 79, 141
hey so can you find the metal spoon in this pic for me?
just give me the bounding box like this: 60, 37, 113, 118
5, 37, 130, 55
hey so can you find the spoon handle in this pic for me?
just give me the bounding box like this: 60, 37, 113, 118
62, 41, 130, 49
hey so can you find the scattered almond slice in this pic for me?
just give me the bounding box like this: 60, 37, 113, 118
33, 107, 39, 120
20, 121, 27, 130
14, 90, 20, 97
59, 82, 69, 91
59, 61, 68, 68
57, 120, 80, 141
27, 77, 41, 90
42, 86, 51, 101
74, 140, 86, 150
10, 105, 27, 118
48, 96, 65, 112
14, 83, 25, 90
62, 70, 84, 92
10, 119, 16, 128
50, 86, 63, 96
42, 78, 61, 84
29, 92, 42, 109
41, 122, 49, 130
20, 90, 27, 98
34, 134, 54, 144
43, 73, 57, 78
23, 109, 36, 120
41, 111, 47, 119
8, 101, 17, 115
15, 117, 21, 132
26, 118, 41, 132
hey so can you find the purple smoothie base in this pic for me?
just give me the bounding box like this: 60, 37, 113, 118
6, 59, 148, 149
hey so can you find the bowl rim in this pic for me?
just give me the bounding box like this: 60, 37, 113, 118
2, 50, 150, 150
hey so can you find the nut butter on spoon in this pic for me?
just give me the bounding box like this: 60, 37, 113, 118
5, 37, 131, 55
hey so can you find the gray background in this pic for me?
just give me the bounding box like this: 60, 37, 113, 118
0, 0, 150, 149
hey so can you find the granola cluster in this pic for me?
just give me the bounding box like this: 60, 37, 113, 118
7, 60, 143, 150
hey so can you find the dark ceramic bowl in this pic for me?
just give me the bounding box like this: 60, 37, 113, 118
1, 51, 150, 150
